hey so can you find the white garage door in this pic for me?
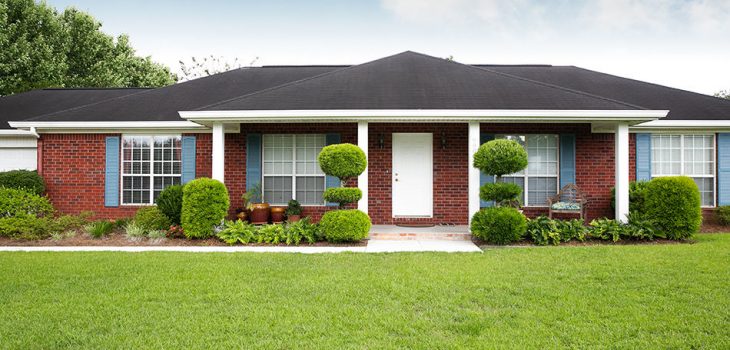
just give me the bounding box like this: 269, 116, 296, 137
0, 148, 37, 171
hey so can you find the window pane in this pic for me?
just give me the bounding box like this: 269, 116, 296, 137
263, 135, 294, 176
121, 136, 181, 205
263, 176, 293, 205
528, 177, 558, 206
122, 176, 151, 204
296, 176, 325, 205
651, 135, 682, 176
693, 177, 714, 207
296, 134, 326, 175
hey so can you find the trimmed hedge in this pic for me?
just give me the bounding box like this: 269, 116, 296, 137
610, 180, 649, 212
134, 207, 171, 232
156, 185, 183, 225
471, 207, 526, 245
181, 178, 230, 239
319, 209, 371, 242
480, 182, 522, 204
323, 187, 362, 207
644, 176, 701, 240
0, 170, 45, 195
0, 187, 53, 219
318, 143, 367, 180
717, 206, 730, 226
473, 139, 528, 177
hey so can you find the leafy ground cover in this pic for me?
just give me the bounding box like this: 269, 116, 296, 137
0, 234, 728, 349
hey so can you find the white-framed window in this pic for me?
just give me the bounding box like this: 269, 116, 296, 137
497, 134, 559, 206
651, 134, 715, 207
121, 135, 182, 205
262, 134, 326, 205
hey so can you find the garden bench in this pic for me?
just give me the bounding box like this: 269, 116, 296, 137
547, 183, 589, 221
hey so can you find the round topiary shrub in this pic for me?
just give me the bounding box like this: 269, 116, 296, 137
319, 209, 371, 242
0, 187, 53, 218
716, 206, 730, 226
134, 206, 171, 231
470, 207, 527, 245
181, 178, 230, 239
473, 139, 528, 177
0, 170, 45, 195
323, 188, 362, 208
480, 182, 522, 205
317, 143, 367, 181
644, 176, 701, 240
156, 185, 183, 225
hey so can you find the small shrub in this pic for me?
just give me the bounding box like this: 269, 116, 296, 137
319, 209, 371, 242
0, 170, 45, 195
167, 225, 185, 239
257, 224, 286, 244
610, 180, 650, 212
716, 206, 730, 225
471, 207, 527, 245
286, 199, 303, 216
55, 213, 92, 232
624, 211, 659, 240
0, 216, 56, 240
480, 182, 522, 206
644, 176, 701, 240
473, 139, 528, 177
323, 188, 362, 208
156, 185, 184, 225
147, 230, 167, 239
181, 178, 230, 239
285, 217, 320, 244
317, 144, 367, 181
134, 207, 171, 232
0, 187, 53, 219
527, 216, 560, 246
124, 222, 147, 239
85, 220, 115, 238
216, 220, 258, 245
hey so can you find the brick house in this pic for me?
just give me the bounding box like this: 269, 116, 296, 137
5, 51, 730, 225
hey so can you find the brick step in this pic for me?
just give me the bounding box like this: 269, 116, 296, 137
368, 232, 473, 241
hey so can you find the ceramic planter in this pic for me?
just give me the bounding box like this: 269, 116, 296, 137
270, 207, 285, 223
250, 203, 270, 224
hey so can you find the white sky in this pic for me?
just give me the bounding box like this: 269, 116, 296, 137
46, 0, 730, 95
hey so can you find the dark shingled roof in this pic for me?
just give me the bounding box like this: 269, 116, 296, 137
23, 66, 342, 123
480, 65, 730, 120
203, 51, 640, 111
0, 88, 150, 129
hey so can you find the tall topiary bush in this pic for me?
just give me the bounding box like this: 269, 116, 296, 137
318, 143, 367, 209
644, 176, 701, 240
0, 170, 45, 195
181, 178, 230, 239
473, 139, 528, 207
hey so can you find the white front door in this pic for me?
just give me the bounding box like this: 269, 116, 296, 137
392, 133, 433, 217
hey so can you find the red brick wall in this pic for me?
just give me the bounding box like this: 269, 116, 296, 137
368, 123, 469, 225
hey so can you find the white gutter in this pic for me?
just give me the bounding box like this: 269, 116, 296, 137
179, 109, 668, 122
632, 120, 730, 129
8, 121, 207, 130
0, 129, 39, 137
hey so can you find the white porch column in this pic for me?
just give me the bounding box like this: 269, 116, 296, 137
615, 122, 630, 223
357, 121, 369, 214
468, 121, 481, 224
212, 122, 225, 182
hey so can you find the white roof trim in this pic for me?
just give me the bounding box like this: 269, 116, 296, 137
0, 129, 38, 136
633, 120, 730, 128
8, 121, 207, 130
180, 109, 668, 122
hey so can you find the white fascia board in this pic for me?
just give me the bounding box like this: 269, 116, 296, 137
8, 121, 208, 132
632, 120, 730, 130
179, 109, 668, 123
0, 129, 38, 137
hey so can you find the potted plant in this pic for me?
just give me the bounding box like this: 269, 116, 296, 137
237, 191, 255, 222
271, 207, 285, 223
286, 199, 303, 222
247, 183, 270, 224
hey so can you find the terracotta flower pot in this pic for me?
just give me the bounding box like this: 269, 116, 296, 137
236, 209, 249, 222
250, 203, 270, 224
287, 214, 301, 223
270, 207, 286, 223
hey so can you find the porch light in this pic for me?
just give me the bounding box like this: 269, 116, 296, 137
378, 134, 385, 149
441, 131, 447, 149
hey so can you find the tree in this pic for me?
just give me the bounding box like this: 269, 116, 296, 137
0, 0, 176, 96
178, 55, 258, 82
715, 90, 730, 100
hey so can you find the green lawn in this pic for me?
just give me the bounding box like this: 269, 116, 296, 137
1, 235, 728, 349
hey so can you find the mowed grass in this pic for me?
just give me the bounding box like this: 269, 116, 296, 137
0, 235, 728, 349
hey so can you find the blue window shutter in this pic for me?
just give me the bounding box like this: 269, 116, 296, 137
104, 136, 120, 207
635, 133, 652, 182
718, 133, 730, 205
181, 136, 196, 184
479, 133, 494, 208
559, 134, 576, 188
246, 133, 263, 201
324, 133, 341, 206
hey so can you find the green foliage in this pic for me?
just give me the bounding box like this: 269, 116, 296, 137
257, 224, 286, 244
0, 187, 53, 218
716, 206, 730, 225
319, 209, 371, 242
587, 218, 622, 242
0, 170, 45, 195
473, 139, 528, 177
526, 216, 587, 246
0, 216, 56, 240
323, 187, 362, 208
84, 220, 114, 238
156, 185, 183, 225
134, 207, 171, 232
644, 176, 701, 240
470, 207, 527, 245
217, 220, 258, 245
480, 182, 522, 206
285, 199, 302, 216
715, 90, 730, 100
124, 222, 147, 239
181, 178, 230, 239
0, 1, 175, 95
285, 217, 321, 244
147, 230, 167, 240
610, 180, 649, 212
587, 213, 658, 242
317, 143, 367, 181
